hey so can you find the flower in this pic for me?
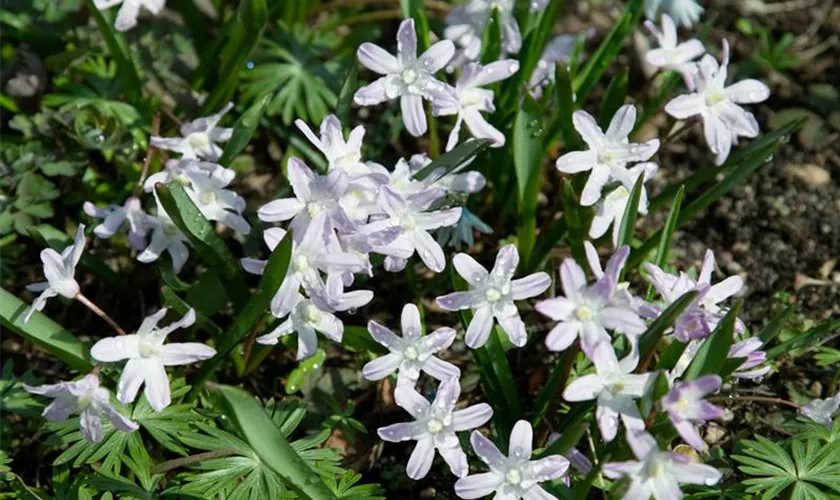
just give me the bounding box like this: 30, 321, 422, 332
90, 308, 215, 412
186, 164, 250, 235
436, 207, 493, 250
93, 0, 166, 32
25, 373, 138, 443
644, 14, 705, 89
295, 115, 372, 178
256, 295, 342, 360
436, 245, 551, 348
563, 341, 652, 442
431, 60, 520, 151
84, 196, 150, 250
556, 105, 660, 206
363, 303, 460, 385
143, 158, 235, 192
528, 34, 581, 98
589, 163, 658, 247
151, 103, 234, 161
662, 375, 724, 451
645, 0, 704, 27
407, 152, 486, 196
362, 186, 462, 273
257, 157, 353, 235
378, 377, 492, 479
535, 247, 647, 353
454, 420, 569, 499
137, 197, 190, 273
444, 0, 521, 68
354, 18, 456, 137
665, 41, 771, 165
800, 394, 840, 429
603, 430, 721, 499
24, 224, 86, 323
727, 338, 770, 379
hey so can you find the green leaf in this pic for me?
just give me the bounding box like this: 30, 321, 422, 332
480, 9, 502, 65
545, 64, 580, 150
188, 230, 293, 396
201, 0, 269, 114
154, 182, 249, 308
514, 93, 544, 263
683, 301, 743, 380
213, 385, 337, 499
573, 0, 642, 102
335, 62, 358, 126
616, 175, 644, 250
631, 72, 681, 138
0, 288, 93, 373
412, 138, 493, 181
598, 70, 628, 127
83, 0, 142, 104
766, 318, 840, 361
285, 349, 326, 394
532, 345, 579, 429
560, 181, 588, 265
758, 305, 794, 344
637, 290, 699, 370
218, 94, 272, 167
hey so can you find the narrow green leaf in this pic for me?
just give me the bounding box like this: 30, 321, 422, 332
683, 301, 743, 380
0, 288, 93, 373
765, 318, 840, 361
645, 185, 685, 300
637, 290, 698, 370
342, 325, 388, 355
84, 0, 142, 104
532, 345, 578, 428
524, 217, 567, 273
335, 62, 358, 126
598, 70, 628, 127
218, 94, 271, 167
545, 64, 580, 150
155, 182, 249, 307
514, 94, 544, 263
538, 418, 589, 458
560, 181, 588, 265
573, 0, 643, 102
758, 305, 794, 344
480, 10, 502, 65
200, 0, 269, 114
189, 231, 293, 396
285, 350, 326, 394
412, 138, 493, 181
213, 385, 337, 499
631, 72, 681, 138
616, 175, 644, 249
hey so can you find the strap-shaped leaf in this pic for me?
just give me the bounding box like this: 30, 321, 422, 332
335, 62, 358, 126
214, 385, 337, 499
598, 70, 629, 127
218, 94, 272, 167
412, 138, 493, 181
0, 288, 93, 373
84, 0, 142, 104
155, 182, 249, 307
616, 175, 644, 250
758, 305, 794, 344
683, 301, 743, 380
544, 65, 580, 150
514, 93, 544, 262
765, 318, 840, 362
636, 290, 699, 371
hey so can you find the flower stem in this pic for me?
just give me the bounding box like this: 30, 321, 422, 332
150, 449, 239, 474
76, 293, 128, 336
135, 111, 161, 196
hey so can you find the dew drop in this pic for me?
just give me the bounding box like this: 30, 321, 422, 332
508, 62, 519, 74
246, 61, 255, 70
764, 154, 774, 163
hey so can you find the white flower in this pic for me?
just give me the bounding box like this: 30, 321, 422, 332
84, 196, 150, 250
589, 163, 658, 247
407, 153, 486, 196
455, 421, 569, 500
644, 14, 705, 89
354, 18, 456, 137
151, 103, 234, 161
143, 158, 235, 192
25, 373, 138, 443
603, 430, 722, 499
186, 164, 250, 235
665, 41, 771, 165
295, 115, 373, 178
24, 224, 86, 323
444, 0, 521, 67
563, 342, 652, 442
90, 308, 214, 412
363, 303, 460, 385
431, 60, 520, 151
528, 34, 580, 98
800, 394, 840, 429
556, 105, 660, 206
137, 197, 190, 273
256, 295, 343, 360
645, 0, 704, 28
436, 245, 551, 348
378, 377, 493, 479
93, 0, 166, 32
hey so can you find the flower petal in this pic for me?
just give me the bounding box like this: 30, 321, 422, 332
406, 436, 435, 479
665, 93, 706, 119
142, 359, 171, 412
605, 104, 636, 141
419, 40, 455, 73
453, 253, 489, 286
377, 421, 426, 442
470, 430, 506, 468
510, 272, 551, 300
563, 374, 604, 401
257, 198, 305, 222
545, 322, 580, 351
363, 353, 402, 381
156, 343, 216, 366
401, 94, 427, 137
452, 403, 493, 431
465, 305, 494, 348
454, 473, 503, 499
497, 313, 528, 347
91, 335, 140, 363
508, 420, 533, 458
357, 43, 401, 74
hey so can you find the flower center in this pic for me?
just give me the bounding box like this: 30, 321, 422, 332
138, 341, 159, 358
188, 133, 211, 149
648, 458, 666, 478
307, 202, 324, 216
293, 255, 309, 272
505, 469, 522, 485
401, 215, 417, 230
401, 69, 418, 85
77, 394, 92, 410
706, 88, 727, 106
485, 288, 502, 302
404, 346, 419, 360
575, 305, 593, 321
304, 304, 321, 323
426, 419, 443, 434
199, 190, 217, 205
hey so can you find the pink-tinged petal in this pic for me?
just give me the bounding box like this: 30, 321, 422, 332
462, 110, 505, 146
367, 320, 402, 348
286, 157, 315, 201
600, 307, 647, 335
401, 94, 427, 137
377, 421, 426, 442
556, 150, 597, 173
362, 353, 402, 381
674, 419, 707, 451
665, 93, 706, 119
394, 383, 431, 418
354, 78, 391, 106
453, 253, 489, 286
157, 343, 215, 366
142, 359, 171, 412
535, 297, 576, 321
670, 459, 722, 486
510, 272, 551, 300
436, 291, 485, 311
400, 303, 422, 339
572, 111, 605, 149
410, 229, 446, 273
91, 335, 140, 362
509, 420, 533, 458
646, 48, 671, 67
357, 43, 400, 74
470, 430, 506, 467
627, 430, 658, 459
707, 275, 743, 304
422, 356, 460, 380
406, 436, 435, 479
580, 165, 611, 206
497, 313, 528, 347
564, 374, 604, 402
725, 79, 770, 104
545, 322, 580, 351
419, 40, 455, 73
679, 39, 706, 60
454, 472, 503, 499
257, 198, 305, 222
559, 258, 587, 300
397, 18, 418, 61
605, 104, 636, 141
465, 306, 494, 348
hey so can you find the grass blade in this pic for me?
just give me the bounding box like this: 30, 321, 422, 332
616, 175, 644, 250
213, 385, 337, 499
598, 70, 628, 127
545, 65, 581, 150
683, 301, 743, 380
514, 94, 544, 263
0, 288, 94, 373
84, 0, 142, 104
335, 62, 358, 126
758, 305, 794, 344
532, 345, 579, 429
636, 290, 699, 371
218, 94, 272, 167
644, 185, 684, 299
560, 181, 589, 265
765, 318, 840, 361
412, 138, 493, 181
